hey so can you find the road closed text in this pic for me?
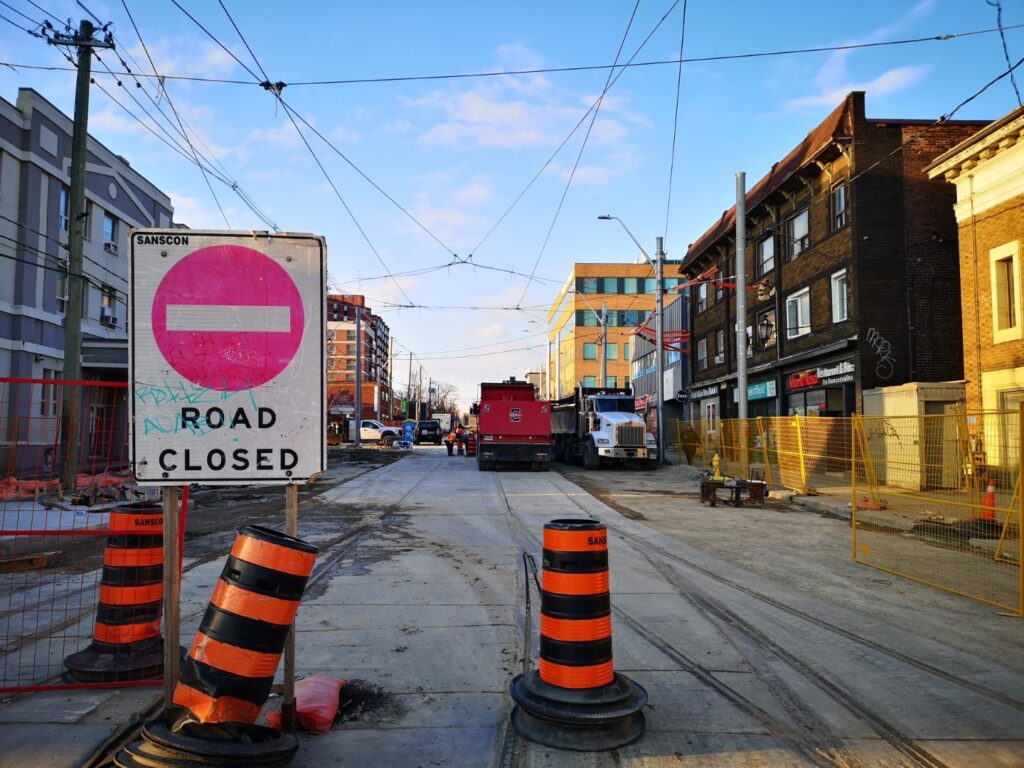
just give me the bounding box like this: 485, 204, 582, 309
157, 405, 298, 474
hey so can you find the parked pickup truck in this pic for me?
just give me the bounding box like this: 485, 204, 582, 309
348, 419, 401, 446
415, 420, 443, 445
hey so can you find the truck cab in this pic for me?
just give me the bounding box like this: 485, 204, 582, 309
552, 385, 657, 470
348, 419, 400, 445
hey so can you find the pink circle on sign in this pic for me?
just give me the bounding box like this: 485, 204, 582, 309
152, 245, 304, 390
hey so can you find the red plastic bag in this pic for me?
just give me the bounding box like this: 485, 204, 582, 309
267, 676, 346, 733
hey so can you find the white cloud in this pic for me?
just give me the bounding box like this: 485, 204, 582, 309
784, 65, 929, 109
384, 119, 413, 133
452, 177, 494, 206
246, 121, 303, 150
125, 39, 239, 81
329, 125, 361, 143
476, 324, 505, 337
781, 1, 936, 111
408, 43, 644, 150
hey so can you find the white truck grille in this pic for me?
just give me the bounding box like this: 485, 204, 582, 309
616, 424, 645, 447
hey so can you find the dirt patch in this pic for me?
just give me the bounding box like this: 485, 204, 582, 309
336, 679, 407, 725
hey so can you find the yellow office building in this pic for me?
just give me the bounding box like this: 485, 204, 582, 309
547, 263, 681, 400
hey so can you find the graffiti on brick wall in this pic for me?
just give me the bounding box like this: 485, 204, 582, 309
865, 327, 895, 380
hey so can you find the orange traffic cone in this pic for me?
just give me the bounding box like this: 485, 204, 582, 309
981, 479, 997, 521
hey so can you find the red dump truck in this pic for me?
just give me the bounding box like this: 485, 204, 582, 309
475, 378, 552, 471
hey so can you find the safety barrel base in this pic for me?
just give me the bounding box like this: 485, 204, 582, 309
509, 670, 647, 751
114, 719, 298, 768
62, 639, 181, 683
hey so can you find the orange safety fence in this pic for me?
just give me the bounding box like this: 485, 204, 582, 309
0, 377, 188, 692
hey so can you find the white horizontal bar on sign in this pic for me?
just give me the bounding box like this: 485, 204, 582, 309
166, 305, 291, 332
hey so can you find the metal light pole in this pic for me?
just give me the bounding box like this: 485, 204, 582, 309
598, 215, 666, 466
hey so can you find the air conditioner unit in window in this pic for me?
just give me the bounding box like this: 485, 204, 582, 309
713, 353, 725, 364
100, 309, 118, 327
103, 241, 118, 254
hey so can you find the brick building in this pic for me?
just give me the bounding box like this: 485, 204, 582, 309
681, 91, 986, 423
326, 294, 392, 420
926, 105, 1024, 424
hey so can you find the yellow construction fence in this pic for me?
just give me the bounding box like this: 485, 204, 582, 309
673, 411, 1022, 614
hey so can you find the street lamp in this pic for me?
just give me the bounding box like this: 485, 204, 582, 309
598, 215, 667, 466
757, 315, 774, 347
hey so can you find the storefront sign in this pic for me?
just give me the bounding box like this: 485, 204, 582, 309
733, 379, 777, 402
689, 384, 720, 400
788, 360, 855, 390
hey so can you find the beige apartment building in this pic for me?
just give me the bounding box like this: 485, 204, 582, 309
547, 263, 681, 400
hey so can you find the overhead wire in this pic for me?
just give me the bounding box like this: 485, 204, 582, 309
663, 0, 688, 242
472, 0, 679, 267
203, 0, 417, 308
514, 0, 644, 309
987, 0, 1021, 105
116, 1, 237, 227
4, 23, 1023, 86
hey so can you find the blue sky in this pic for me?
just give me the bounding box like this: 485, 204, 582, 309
1, 1, 1022, 407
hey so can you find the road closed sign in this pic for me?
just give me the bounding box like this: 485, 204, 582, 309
130, 230, 326, 485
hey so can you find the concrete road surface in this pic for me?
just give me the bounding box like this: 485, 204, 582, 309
1, 445, 1022, 767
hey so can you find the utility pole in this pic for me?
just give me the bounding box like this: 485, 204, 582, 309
354, 309, 363, 447
50, 21, 113, 492
655, 237, 666, 466
599, 302, 608, 388
736, 172, 749, 475
406, 351, 413, 419
735, 173, 748, 420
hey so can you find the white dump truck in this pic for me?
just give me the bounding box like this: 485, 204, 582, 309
551, 385, 657, 470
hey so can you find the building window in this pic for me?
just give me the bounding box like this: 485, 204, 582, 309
623, 343, 630, 361
581, 277, 598, 294
786, 288, 811, 339
56, 271, 68, 314
696, 282, 708, 313
831, 183, 847, 231
990, 241, 1022, 343
583, 376, 598, 387
757, 308, 776, 349
100, 286, 117, 326
715, 329, 725, 362
756, 237, 774, 277
622, 277, 638, 294
785, 209, 809, 260
103, 213, 118, 252
84, 200, 93, 240
607, 376, 617, 387
697, 337, 708, 371
831, 269, 848, 323
583, 343, 597, 360
606, 343, 618, 360
59, 186, 70, 231
715, 261, 726, 300
40, 368, 61, 417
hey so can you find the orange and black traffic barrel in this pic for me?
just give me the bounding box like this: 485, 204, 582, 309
509, 518, 647, 751
466, 433, 478, 456
64, 502, 169, 682
172, 525, 317, 726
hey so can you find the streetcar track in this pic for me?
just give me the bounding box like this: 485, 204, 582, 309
499, 473, 969, 767
554, 473, 1024, 712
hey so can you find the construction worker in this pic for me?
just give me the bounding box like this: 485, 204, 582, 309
456, 425, 466, 455
445, 431, 457, 456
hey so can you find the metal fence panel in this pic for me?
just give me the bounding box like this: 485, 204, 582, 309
0, 378, 168, 692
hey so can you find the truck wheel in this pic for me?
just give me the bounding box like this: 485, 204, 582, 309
382, 434, 396, 447
582, 442, 600, 470
641, 458, 658, 471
